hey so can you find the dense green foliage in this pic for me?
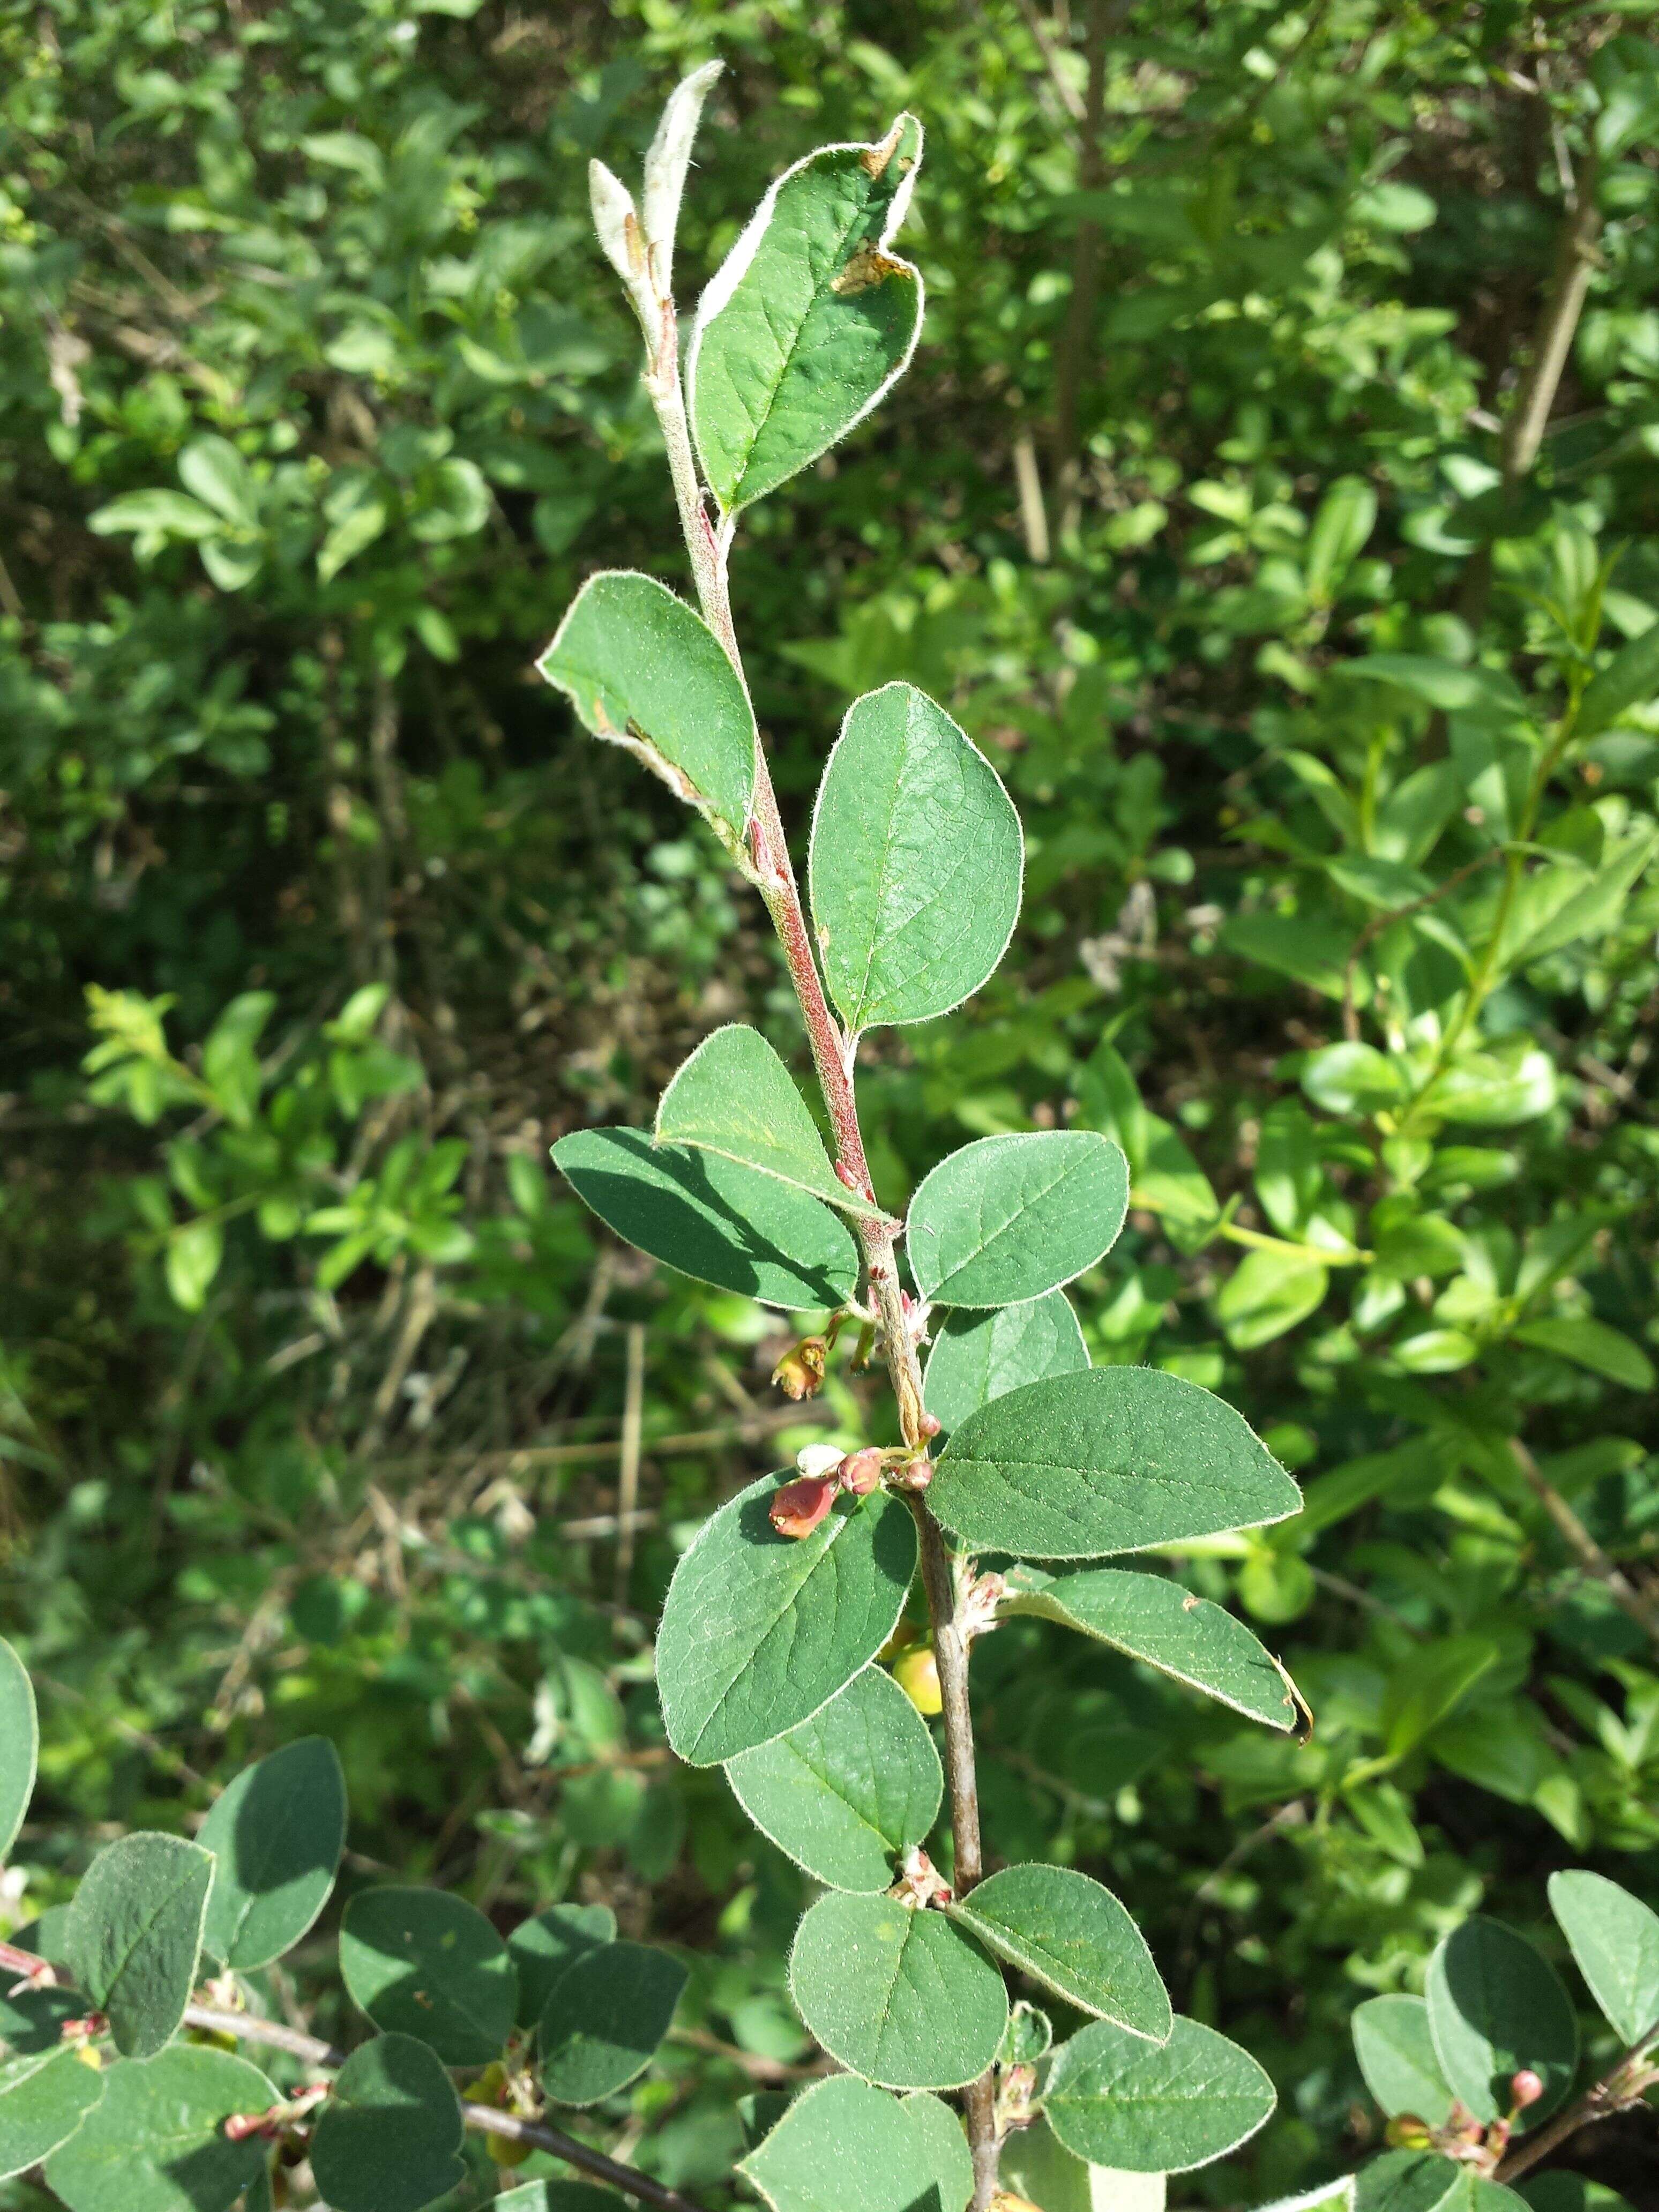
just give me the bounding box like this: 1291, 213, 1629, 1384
4, 3, 1659, 2207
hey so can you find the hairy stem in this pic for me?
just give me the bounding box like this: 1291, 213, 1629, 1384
641, 282, 1003, 2210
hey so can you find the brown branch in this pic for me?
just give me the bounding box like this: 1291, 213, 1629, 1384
1512, 1439, 1659, 1656
1494, 2013, 1659, 2185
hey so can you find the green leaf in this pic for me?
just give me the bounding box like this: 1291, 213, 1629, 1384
689, 118, 923, 515
738, 2072, 973, 2212
945, 1865, 1169, 2041
724, 1665, 941, 1892
907, 1133, 1129, 1309
1575, 617, 1659, 738
1001, 2118, 1168, 2212
1352, 1994, 1456, 2126
656, 1025, 883, 1219
656, 1475, 916, 1766
496, 2186, 641, 2212
1354, 2153, 1530, 2212
180, 437, 258, 527
1548, 1869, 1659, 2045
1425, 1916, 1579, 2126
309, 2034, 466, 2212
1216, 1247, 1329, 1350
1380, 1636, 1499, 1762
1002, 1566, 1304, 1733
0, 1639, 38, 1863
1513, 1317, 1655, 1392
64, 1833, 214, 2060
199, 1737, 347, 1970
552, 1126, 860, 1311
536, 571, 756, 839
929, 1367, 1301, 1561
43, 2044, 276, 2212
339, 1887, 517, 2066
809, 683, 1022, 1035
507, 1903, 616, 2032
789, 1892, 1007, 2090
901, 2093, 973, 2212
923, 1291, 1089, 1438
167, 1219, 224, 1313
539, 1939, 687, 2105
0, 2047, 105, 2180
1045, 2014, 1275, 2173
1520, 2178, 1637, 2212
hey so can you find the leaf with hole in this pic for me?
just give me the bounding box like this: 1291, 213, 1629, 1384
809, 683, 1022, 1035
1352, 1994, 1455, 2126
738, 2072, 973, 2212
1003, 1566, 1304, 1733
63, 1832, 214, 2060
789, 1890, 1007, 2090
340, 1887, 516, 2066
539, 1939, 687, 2105
945, 1864, 1169, 2041
907, 1133, 1129, 1309
923, 1290, 1089, 1438
656, 1025, 883, 1219
690, 118, 923, 514
1425, 1916, 1578, 2126
724, 1664, 941, 1892
1548, 1869, 1659, 2045
508, 1903, 616, 2032
537, 570, 755, 838
929, 1366, 1301, 1561
553, 1126, 860, 1311
0, 1640, 36, 1865
0, 2047, 106, 2181
656, 1475, 916, 1766
43, 2044, 276, 2212
199, 1736, 347, 1970
1044, 2014, 1275, 2173
309, 2034, 465, 2212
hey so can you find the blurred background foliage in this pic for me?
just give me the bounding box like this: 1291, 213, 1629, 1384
3, 0, 1659, 2203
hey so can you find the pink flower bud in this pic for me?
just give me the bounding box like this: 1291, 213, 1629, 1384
895, 1455, 933, 1491
917, 1410, 942, 1439
769, 1475, 835, 1538
1509, 2068, 1544, 2111
836, 1448, 884, 1496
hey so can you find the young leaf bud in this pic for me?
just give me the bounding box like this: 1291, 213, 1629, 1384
1509, 2068, 1544, 2111
641, 61, 723, 297
772, 1336, 828, 1399
589, 160, 644, 292
991, 2196, 1043, 2212
1384, 2114, 1433, 2150
892, 1644, 942, 1714
836, 1447, 884, 1495
769, 1474, 835, 1539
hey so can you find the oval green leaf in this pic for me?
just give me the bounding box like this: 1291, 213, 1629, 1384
1045, 2014, 1275, 2173
509, 1902, 616, 2033
309, 2033, 465, 2212
908, 1133, 1129, 1309
1425, 1916, 1579, 2126
552, 1126, 860, 1311
1000, 2117, 1168, 2212
657, 1476, 917, 1766
539, 1939, 687, 2105
1352, 1994, 1456, 2126
63, 1832, 214, 2060
739, 2072, 975, 2212
1355, 2151, 1530, 2212
930, 1366, 1302, 1561
199, 1736, 347, 1971
1002, 1565, 1304, 1733
789, 1891, 1008, 2090
536, 570, 755, 839
340, 1886, 517, 2066
924, 1290, 1089, 1438
809, 683, 1022, 1036
689, 118, 923, 515
0, 2047, 105, 2181
0, 1641, 36, 1866
656, 1024, 883, 1219
44, 2043, 276, 2212
946, 1865, 1169, 2041
1549, 1869, 1659, 2045
724, 1664, 943, 1892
